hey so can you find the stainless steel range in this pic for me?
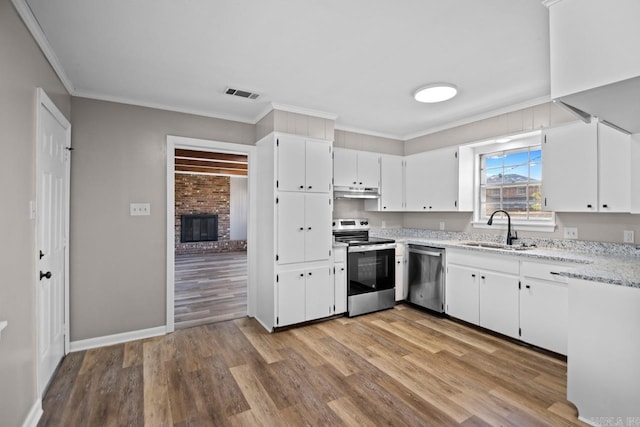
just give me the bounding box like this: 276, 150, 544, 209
332, 218, 396, 317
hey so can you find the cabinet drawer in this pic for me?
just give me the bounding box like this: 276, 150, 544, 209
521, 260, 575, 283
447, 250, 519, 275
333, 246, 346, 263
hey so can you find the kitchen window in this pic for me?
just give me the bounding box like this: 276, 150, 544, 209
473, 131, 555, 232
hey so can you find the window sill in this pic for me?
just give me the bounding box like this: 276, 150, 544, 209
472, 221, 557, 233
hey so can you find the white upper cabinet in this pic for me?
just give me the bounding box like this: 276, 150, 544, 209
542, 120, 630, 212
333, 148, 380, 188
631, 135, 640, 214
542, 121, 598, 212
365, 154, 404, 211
405, 146, 459, 211
547, 0, 640, 133
598, 123, 630, 212
278, 135, 331, 193
277, 192, 331, 264
549, 0, 640, 99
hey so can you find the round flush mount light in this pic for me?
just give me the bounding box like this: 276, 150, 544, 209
413, 83, 458, 103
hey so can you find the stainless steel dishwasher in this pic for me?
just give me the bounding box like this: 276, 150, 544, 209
407, 245, 445, 313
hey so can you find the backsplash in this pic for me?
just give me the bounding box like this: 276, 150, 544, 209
370, 228, 640, 257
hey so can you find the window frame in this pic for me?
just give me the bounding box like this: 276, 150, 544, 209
470, 131, 556, 233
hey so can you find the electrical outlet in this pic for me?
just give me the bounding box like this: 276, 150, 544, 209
440, 222, 446, 231
130, 203, 151, 216
381, 220, 386, 229
624, 230, 635, 243
564, 227, 578, 239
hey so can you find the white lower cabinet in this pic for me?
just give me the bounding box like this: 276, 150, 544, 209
446, 251, 571, 354
445, 264, 480, 324
479, 271, 519, 339
395, 244, 406, 301
519, 260, 572, 355
333, 246, 347, 314
520, 279, 568, 355
277, 266, 332, 327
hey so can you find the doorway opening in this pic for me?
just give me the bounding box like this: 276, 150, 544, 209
166, 136, 256, 333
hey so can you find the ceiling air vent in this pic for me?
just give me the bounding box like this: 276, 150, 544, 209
225, 87, 260, 100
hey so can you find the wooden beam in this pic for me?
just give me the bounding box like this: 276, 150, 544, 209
175, 165, 248, 176
175, 149, 247, 163
175, 159, 248, 170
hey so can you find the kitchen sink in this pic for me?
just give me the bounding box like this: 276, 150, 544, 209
460, 242, 533, 251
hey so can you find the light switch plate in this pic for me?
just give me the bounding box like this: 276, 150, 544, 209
130, 203, 151, 216
624, 230, 635, 243
564, 227, 578, 239
440, 222, 446, 231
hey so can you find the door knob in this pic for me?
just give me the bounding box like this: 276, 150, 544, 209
40, 271, 52, 280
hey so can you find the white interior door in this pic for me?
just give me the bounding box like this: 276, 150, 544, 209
36, 89, 70, 395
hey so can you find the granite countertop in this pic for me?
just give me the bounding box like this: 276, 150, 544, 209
370, 228, 640, 288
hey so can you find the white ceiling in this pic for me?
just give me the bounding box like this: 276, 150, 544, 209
24, 0, 551, 139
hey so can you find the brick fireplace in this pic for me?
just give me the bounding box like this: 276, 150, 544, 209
174, 174, 247, 255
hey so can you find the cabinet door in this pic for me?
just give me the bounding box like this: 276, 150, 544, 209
305, 266, 333, 321
304, 194, 331, 262
404, 152, 429, 211
520, 279, 568, 355
598, 123, 630, 212
357, 151, 380, 188
305, 140, 332, 193
277, 193, 305, 264
334, 263, 347, 314
423, 147, 459, 211
380, 155, 404, 211
277, 270, 306, 326
333, 148, 357, 187
542, 121, 598, 212
277, 135, 306, 192
395, 255, 404, 301
549, 0, 640, 99
445, 264, 479, 325
479, 271, 519, 339
632, 135, 640, 214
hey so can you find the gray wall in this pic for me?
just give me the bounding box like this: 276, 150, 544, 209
69, 97, 255, 341
0, 2, 71, 425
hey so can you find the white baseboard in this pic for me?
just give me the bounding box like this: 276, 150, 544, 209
69, 326, 166, 352
21, 399, 42, 427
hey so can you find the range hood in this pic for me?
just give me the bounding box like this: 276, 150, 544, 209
334, 186, 380, 199
556, 75, 640, 134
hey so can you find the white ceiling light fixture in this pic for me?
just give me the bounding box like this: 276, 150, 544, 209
496, 137, 512, 143
413, 83, 458, 103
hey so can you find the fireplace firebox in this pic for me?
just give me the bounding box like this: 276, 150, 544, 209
181, 214, 218, 243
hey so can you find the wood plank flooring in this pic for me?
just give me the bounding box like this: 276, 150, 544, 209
38, 305, 585, 426
174, 251, 247, 329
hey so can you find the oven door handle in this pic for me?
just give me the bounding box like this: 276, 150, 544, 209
409, 249, 443, 257
348, 243, 396, 253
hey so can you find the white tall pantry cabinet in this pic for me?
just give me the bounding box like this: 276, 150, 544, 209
255, 133, 334, 331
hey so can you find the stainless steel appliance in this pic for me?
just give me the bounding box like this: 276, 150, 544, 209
333, 219, 396, 317
407, 245, 445, 313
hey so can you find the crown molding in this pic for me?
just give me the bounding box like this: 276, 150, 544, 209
402, 95, 551, 141
541, 0, 563, 8
269, 102, 338, 121
73, 89, 257, 125
12, 0, 75, 94
334, 124, 403, 141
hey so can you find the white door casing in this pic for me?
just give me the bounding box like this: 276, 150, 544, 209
166, 136, 257, 333
36, 88, 71, 396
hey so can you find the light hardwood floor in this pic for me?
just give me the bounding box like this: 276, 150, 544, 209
38, 305, 585, 426
174, 251, 247, 329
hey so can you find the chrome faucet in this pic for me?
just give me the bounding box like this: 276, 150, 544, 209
487, 209, 518, 245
